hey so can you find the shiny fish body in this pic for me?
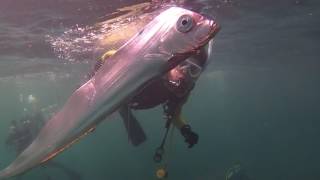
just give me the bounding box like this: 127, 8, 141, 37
0, 6, 219, 179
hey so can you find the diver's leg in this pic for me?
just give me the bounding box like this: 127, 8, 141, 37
119, 105, 147, 146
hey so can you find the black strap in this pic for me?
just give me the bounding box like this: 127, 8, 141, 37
153, 125, 170, 163
153, 100, 177, 163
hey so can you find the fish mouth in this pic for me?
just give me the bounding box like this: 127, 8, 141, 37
209, 20, 221, 39
202, 20, 220, 46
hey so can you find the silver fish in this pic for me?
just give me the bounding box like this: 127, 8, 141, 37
0, 6, 219, 179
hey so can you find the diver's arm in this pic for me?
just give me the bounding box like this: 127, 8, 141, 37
170, 96, 199, 148
173, 114, 187, 129
171, 101, 187, 129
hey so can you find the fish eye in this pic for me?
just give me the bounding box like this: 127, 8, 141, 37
176, 15, 194, 33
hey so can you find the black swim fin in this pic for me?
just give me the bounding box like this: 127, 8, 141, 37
119, 105, 147, 146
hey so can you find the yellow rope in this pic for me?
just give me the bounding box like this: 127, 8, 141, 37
155, 125, 176, 179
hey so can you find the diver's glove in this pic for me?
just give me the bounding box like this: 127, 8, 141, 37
180, 125, 198, 148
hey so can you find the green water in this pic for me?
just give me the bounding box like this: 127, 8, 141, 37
1, 62, 319, 180
1, 0, 320, 179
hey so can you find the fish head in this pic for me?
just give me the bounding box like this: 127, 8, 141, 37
156, 6, 220, 70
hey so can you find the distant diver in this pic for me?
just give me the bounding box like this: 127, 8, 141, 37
225, 162, 253, 180
5, 95, 83, 180
6, 94, 45, 155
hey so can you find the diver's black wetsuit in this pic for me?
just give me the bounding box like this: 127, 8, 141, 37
119, 47, 208, 147
127, 46, 208, 110
129, 76, 190, 110
118, 74, 193, 147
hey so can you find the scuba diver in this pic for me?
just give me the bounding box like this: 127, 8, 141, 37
90, 42, 213, 148
85, 0, 217, 149
6, 94, 45, 155
87, 2, 218, 178
225, 162, 253, 180
5, 94, 83, 180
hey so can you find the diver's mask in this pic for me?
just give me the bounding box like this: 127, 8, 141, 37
179, 59, 203, 79
165, 59, 203, 97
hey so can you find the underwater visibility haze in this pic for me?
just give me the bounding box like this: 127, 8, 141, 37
0, 0, 320, 180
